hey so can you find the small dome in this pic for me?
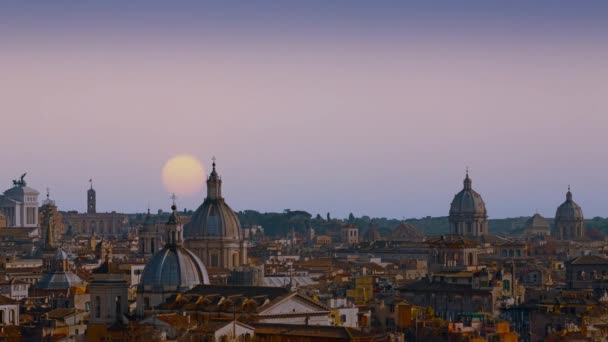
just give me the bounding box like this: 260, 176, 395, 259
556, 188, 584, 221
390, 223, 424, 241
450, 173, 487, 217
35, 272, 83, 290
525, 213, 550, 230
139, 246, 210, 292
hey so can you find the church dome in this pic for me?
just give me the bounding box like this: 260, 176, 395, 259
390, 223, 424, 241
525, 213, 550, 230
449, 173, 487, 217
139, 245, 210, 292
185, 161, 242, 240
556, 188, 583, 221
139, 204, 210, 292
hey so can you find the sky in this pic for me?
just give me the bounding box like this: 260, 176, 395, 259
1, 2, 608, 219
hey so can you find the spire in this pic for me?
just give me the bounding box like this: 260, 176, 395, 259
206, 157, 222, 200
567, 185, 573, 201
89, 178, 93, 190
463, 168, 472, 190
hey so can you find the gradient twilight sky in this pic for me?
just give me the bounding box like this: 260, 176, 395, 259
2, 2, 608, 219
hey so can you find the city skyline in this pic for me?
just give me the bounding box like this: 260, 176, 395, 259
2, 2, 608, 218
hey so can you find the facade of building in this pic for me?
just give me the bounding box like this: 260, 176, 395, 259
0, 278, 30, 300
340, 225, 359, 244
0, 295, 19, 326
184, 160, 248, 269
565, 255, 608, 290
427, 235, 481, 273
63, 212, 128, 237
554, 187, 585, 240
0, 175, 39, 228
449, 172, 488, 236
137, 204, 210, 316
89, 258, 129, 326
138, 209, 163, 258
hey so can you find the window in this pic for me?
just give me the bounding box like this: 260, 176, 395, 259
211, 254, 219, 267
116, 296, 122, 316
0, 310, 4, 323
95, 296, 101, 318
9, 309, 14, 324
26, 207, 36, 225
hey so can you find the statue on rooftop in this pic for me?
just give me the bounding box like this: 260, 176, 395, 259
12, 173, 27, 187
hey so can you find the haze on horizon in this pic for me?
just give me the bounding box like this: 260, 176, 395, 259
1, 2, 608, 219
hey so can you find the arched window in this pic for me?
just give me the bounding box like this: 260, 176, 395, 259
468, 253, 474, 266
0, 310, 4, 323
233, 253, 239, 268
9, 309, 14, 324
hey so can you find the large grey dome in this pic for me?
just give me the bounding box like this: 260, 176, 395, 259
184, 161, 242, 240
556, 189, 583, 221
449, 174, 487, 217
139, 246, 209, 292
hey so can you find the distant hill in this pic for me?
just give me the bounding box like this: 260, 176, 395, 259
228, 210, 608, 238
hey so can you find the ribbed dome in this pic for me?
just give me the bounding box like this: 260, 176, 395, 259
556, 189, 583, 221
390, 223, 424, 240
184, 161, 242, 240
449, 173, 487, 217
525, 213, 550, 229
139, 246, 210, 292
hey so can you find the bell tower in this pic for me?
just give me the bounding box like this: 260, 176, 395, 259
87, 178, 96, 214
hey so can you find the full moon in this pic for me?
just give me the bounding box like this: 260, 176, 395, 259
161, 155, 206, 196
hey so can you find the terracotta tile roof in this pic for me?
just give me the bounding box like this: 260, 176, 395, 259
569, 255, 608, 265
154, 313, 191, 329
46, 308, 85, 320
0, 295, 18, 305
